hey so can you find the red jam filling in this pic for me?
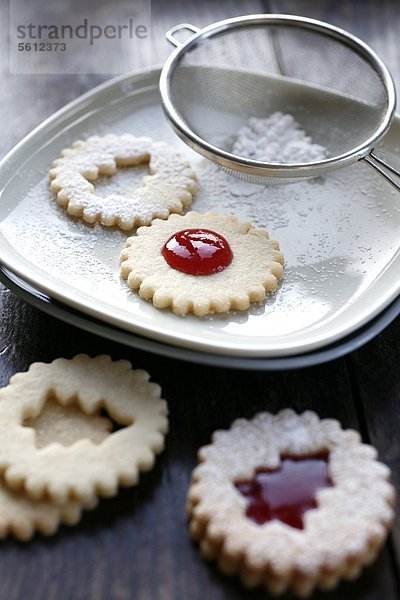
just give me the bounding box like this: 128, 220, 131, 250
161, 229, 233, 276
235, 455, 331, 530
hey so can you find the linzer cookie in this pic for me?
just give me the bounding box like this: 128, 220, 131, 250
187, 409, 395, 597
0, 355, 168, 506
120, 211, 284, 316
0, 477, 96, 541
49, 133, 197, 230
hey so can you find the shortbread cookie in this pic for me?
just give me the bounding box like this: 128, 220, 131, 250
188, 410, 395, 597
49, 134, 197, 230
0, 478, 97, 541
120, 211, 284, 316
24, 396, 114, 448
0, 355, 168, 505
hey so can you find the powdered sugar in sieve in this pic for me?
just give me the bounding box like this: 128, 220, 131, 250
232, 113, 328, 164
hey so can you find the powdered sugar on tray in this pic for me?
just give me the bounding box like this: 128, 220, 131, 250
232, 113, 328, 164
0, 88, 398, 347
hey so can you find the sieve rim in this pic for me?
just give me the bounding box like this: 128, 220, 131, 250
160, 14, 397, 178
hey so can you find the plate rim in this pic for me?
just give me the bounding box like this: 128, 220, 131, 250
0, 66, 400, 358
1, 265, 399, 370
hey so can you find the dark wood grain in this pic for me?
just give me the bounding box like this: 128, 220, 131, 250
271, 0, 400, 584
0, 292, 398, 600
1, 1, 400, 599
347, 326, 400, 570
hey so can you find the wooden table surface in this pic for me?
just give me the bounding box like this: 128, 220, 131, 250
1, 0, 400, 598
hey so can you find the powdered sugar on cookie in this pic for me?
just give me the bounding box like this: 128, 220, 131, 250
120, 211, 284, 317
49, 134, 197, 230
188, 409, 395, 597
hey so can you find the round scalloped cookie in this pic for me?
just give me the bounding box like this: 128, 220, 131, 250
0, 355, 168, 505
49, 134, 197, 230
0, 479, 96, 541
187, 409, 395, 597
120, 211, 284, 316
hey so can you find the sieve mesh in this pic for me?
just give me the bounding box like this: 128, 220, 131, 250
162, 17, 393, 178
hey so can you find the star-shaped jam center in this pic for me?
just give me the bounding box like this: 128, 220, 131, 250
235, 455, 331, 530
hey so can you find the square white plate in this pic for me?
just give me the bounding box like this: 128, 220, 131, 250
0, 68, 399, 358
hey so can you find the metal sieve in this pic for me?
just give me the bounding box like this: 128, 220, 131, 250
160, 14, 400, 189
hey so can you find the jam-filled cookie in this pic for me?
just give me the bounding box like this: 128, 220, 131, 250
120, 211, 284, 316
187, 409, 395, 597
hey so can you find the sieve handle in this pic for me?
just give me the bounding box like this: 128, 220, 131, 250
362, 150, 400, 192
165, 23, 200, 47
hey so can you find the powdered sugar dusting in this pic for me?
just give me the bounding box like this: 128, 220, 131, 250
120, 212, 284, 316
233, 113, 328, 164
188, 409, 394, 596
0, 74, 399, 354
49, 134, 197, 230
